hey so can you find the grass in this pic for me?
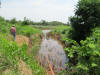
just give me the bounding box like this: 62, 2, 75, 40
51, 25, 71, 44
0, 19, 45, 75
16, 25, 42, 37
32, 25, 57, 29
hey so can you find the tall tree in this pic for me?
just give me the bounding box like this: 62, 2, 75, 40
70, 0, 100, 43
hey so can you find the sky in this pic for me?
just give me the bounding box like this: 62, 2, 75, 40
0, 0, 78, 23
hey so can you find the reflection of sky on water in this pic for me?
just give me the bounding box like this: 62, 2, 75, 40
39, 30, 68, 72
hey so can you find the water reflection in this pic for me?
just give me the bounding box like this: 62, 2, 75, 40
39, 30, 68, 72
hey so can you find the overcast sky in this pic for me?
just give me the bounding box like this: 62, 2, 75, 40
0, 0, 78, 23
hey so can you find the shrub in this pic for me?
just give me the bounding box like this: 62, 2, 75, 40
65, 27, 100, 75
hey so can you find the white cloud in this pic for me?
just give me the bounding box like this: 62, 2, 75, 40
0, 0, 78, 23
32, 0, 46, 6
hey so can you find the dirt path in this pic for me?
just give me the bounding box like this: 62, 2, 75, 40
15, 35, 33, 75
15, 35, 29, 46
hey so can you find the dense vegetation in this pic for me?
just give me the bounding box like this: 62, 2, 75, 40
0, 16, 45, 75
52, 24, 100, 75
0, 0, 100, 75
52, 0, 100, 75
69, 0, 100, 43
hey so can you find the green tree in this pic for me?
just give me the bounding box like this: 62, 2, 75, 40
22, 17, 30, 25
10, 18, 17, 24
0, 16, 5, 22
70, 0, 100, 43
41, 20, 47, 25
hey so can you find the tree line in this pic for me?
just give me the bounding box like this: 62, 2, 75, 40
0, 16, 66, 26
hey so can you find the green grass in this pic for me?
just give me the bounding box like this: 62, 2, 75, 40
51, 25, 71, 44
0, 19, 45, 75
32, 25, 57, 29
0, 33, 45, 75
16, 25, 42, 37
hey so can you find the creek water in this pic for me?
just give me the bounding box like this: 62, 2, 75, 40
39, 30, 68, 72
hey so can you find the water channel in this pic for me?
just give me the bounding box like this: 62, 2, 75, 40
39, 30, 68, 72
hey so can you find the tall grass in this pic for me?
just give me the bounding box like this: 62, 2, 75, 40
0, 18, 44, 75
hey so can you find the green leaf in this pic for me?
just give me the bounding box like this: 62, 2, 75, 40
88, 44, 95, 48
77, 63, 89, 71
91, 63, 97, 67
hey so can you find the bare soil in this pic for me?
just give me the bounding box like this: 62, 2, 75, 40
15, 35, 33, 75
18, 60, 33, 75
15, 35, 29, 46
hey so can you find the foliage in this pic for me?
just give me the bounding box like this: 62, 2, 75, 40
0, 16, 5, 22
52, 26, 70, 34
51, 24, 100, 75
65, 27, 100, 75
0, 35, 44, 75
0, 16, 44, 75
10, 18, 17, 24
22, 17, 32, 25
51, 25, 71, 45
0, 35, 20, 74
46, 21, 66, 26
0, 16, 42, 37
69, 0, 100, 43
16, 25, 42, 37
0, 16, 66, 26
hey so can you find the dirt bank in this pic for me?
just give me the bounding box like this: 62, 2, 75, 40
15, 35, 29, 46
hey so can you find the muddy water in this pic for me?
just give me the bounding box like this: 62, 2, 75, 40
39, 30, 68, 72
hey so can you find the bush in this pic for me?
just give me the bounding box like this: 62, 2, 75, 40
65, 27, 100, 75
